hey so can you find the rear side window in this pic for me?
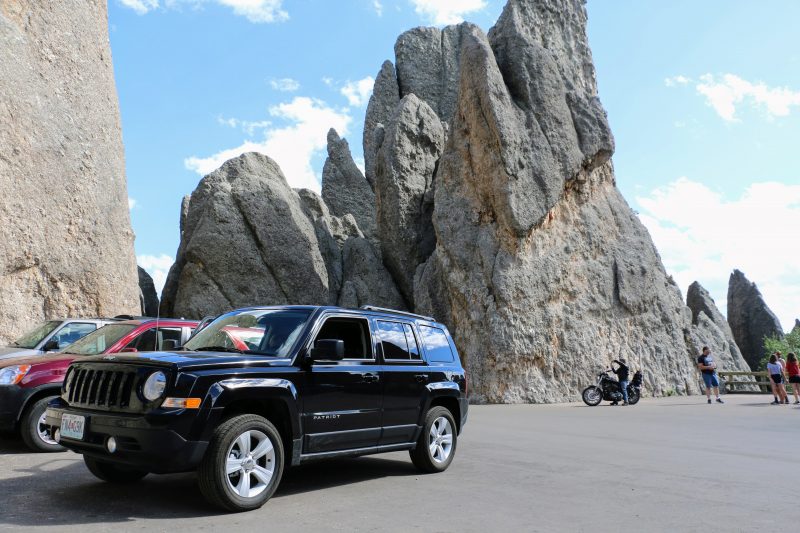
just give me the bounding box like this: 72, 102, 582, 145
419, 326, 454, 363
376, 320, 422, 361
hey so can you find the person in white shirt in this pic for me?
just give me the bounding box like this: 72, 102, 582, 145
767, 353, 788, 405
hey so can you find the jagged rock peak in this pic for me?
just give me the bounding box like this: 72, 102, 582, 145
138, 267, 160, 317
727, 269, 784, 370
321, 129, 377, 242
363, 60, 400, 188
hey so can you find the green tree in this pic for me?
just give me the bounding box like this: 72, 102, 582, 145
761, 328, 800, 369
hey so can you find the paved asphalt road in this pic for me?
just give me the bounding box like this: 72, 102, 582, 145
1, 395, 797, 532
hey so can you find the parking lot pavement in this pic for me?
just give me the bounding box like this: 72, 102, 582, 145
1, 394, 797, 532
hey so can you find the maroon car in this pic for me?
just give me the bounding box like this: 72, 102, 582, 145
0, 318, 198, 452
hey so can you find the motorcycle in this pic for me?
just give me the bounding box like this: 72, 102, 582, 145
582, 369, 642, 406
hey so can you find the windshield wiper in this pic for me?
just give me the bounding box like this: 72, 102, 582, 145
191, 346, 243, 353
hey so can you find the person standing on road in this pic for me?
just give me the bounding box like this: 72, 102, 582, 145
786, 353, 800, 405
767, 354, 788, 405
697, 346, 723, 404
611, 358, 630, 406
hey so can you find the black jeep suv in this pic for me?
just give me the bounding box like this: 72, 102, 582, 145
45, 305, 468, 512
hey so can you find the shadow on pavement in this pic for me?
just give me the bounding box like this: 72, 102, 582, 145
0, 454, 417, 526
0, 434, 31, 454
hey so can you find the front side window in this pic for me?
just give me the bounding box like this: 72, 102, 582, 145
52, 323, 97, 349
12, 321, 62, 349
315, 317, 372, 360
184, 309, 312, 357
125, 327, 183, 351
63, 324, 137, 355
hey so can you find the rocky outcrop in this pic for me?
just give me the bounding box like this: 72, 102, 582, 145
138, 267, 160, 317
363, 61, 400, 188
321, 129, 377, 243
375, 95, 445, 306
686, 281, 749, 372
0, 0, 139, 343
727, 269, 784, 370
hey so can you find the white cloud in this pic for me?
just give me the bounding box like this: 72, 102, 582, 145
119, 0, 159, 13
185, 96, 351, 191
128, 197, 137, 210
667, 73, 800, 121
664, 75, 690, 87
636, 177, 800, 332
340, 76, 374, 107
373, 0, 384, 16
409, 0, 487, 25
119, 0, 287, 23
137, 254, 174, 296
217, 115, 272, 136
269, 77, 300, 92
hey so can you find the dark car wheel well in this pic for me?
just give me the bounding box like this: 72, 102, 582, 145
18, 388, 61, 425
429, 397, 461, 433
221, 399, 293, 462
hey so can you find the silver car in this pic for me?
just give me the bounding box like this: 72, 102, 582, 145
0, 318, 118, 361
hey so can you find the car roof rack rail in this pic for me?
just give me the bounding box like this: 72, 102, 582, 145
359, 305, 435, 322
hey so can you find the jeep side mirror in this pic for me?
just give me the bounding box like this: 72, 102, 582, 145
43, 339, 60, 352
310, 339, 344, 361
161, 339, 179, 350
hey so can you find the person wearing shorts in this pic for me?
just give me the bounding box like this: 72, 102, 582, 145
697, 346, 723, 404
786, 352, 800, 405
767, 354, 788, 405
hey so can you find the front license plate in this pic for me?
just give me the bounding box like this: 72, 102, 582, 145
61, 413, 86, 440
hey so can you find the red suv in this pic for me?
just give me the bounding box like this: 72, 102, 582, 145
0, 318, 198, 452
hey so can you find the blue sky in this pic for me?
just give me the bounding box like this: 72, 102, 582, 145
114, 0, 799, 331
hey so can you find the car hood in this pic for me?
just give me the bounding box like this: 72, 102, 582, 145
77, 351, 294, 371
0, 352, 77, 369
0, 346, 42, 361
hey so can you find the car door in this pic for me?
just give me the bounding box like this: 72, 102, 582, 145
376, 319, 430, 446
299, 314, 383, 454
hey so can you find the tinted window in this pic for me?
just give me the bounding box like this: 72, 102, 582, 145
403, 324, 421, 360
315, 317, 372, 359
126, 327, 183, 351
419, 326, 454, 363
377, 320, 410, 360
52, 323, 97, 349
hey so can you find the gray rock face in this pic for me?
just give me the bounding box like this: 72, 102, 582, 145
339, 237, 406, 310
160, 153, 330, 318
375, 95, 445, 306
727, 269, 784, 370
364, 61, 400, 188
0, 0, 140, 343
321, 129, 377, 243
138, 267, 160, 317
413, 13, 698, 402
686, 281, 750, 373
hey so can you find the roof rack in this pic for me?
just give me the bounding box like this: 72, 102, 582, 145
359, 305, 435, 322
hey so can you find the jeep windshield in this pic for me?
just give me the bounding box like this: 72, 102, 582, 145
12, 320, 62, 348
62, 324, 136, 355
184, 309, 311, 357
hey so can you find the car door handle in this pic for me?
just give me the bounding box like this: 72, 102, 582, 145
415, 374, 429, 383
362, 373, 379, 383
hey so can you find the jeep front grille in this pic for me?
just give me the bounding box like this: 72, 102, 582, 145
63, 364, 148, 412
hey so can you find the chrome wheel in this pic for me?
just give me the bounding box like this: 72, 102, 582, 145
428, 416, 453, 464
224, 430, 275, 499
37, 412, 57, 445
582, 386, 602, 406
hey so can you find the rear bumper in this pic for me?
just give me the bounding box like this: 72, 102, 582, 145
459, 396, 469, 433
45, 401, 208, 474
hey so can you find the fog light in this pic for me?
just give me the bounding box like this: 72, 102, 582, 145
53, 429, 60, 443
106, 436, 117, 454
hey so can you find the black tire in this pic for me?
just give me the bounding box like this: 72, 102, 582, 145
582, 386, 602, 406
627, 387, 641, 405
84, 456, 148, 483
20, 396, 64, 453
198, 414, 284, 512
409, 406, 458, 473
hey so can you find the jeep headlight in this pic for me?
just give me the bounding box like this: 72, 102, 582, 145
0, 365, 31, 386
143, 371, 167, 401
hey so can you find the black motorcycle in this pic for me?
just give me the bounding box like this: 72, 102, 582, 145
582, 369, 642, 406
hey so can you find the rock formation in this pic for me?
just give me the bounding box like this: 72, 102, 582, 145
686, 281, 750, 372
138, 267, 160, 317
727, 269, 784, 370
161, 153, 403, 317
0, 0, 139, 343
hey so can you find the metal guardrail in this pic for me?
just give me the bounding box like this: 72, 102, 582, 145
717, 371, 771, 394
